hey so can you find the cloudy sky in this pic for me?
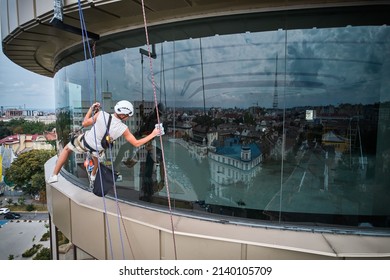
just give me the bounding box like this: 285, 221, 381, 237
113, 26, 389, 109
3, 22, 388, 113
0, 14, 54, 111
0, 48, 55, 111
0, 15, 54, 111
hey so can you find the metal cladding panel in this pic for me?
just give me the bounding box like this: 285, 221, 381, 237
106, 215, 161, 260
246, 245, 335, 260
2, 1, 390, 78
143, 0, 192, 11
169, 234, 242, 260
35, 0, 54, 16
17, 0, 35, 26
51, 0, 142, 29
71, 201, 106, 260
1, 1, 10, 41
7, 0, 18, 33
51, 187, 72, 240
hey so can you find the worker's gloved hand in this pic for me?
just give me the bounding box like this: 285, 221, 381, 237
155, 123, 165, 136
91, 102, 100, 113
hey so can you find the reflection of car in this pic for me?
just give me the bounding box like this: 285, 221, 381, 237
0, 207, 10, 214
4, 212, 21, 219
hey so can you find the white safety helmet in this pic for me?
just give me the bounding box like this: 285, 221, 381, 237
114, 100, 134, 116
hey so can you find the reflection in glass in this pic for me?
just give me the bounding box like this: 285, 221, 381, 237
54, 21, 390, 229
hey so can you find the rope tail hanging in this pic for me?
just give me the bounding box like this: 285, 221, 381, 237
77, 0, 132, 259
140, 0, 178, 260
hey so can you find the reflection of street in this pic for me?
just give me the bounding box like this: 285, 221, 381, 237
164, 137, 373, 219
263, 148, 322, 214
263, 142, 375, 222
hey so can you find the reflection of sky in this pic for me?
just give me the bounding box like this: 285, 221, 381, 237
61, 25, 390, 109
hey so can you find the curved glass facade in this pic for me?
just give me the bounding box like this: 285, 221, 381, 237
54, 10, 390, 229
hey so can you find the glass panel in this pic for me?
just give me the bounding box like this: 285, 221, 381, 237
54, 11, 390, 229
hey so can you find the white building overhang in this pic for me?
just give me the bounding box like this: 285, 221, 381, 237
1, 0, 389, 77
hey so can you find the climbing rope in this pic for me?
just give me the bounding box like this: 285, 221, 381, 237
140, 0, 178, 260
76, 0, 177, 259
77, 0, 130, 259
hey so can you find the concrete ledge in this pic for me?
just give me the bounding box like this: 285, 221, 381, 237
44, 156, 390, 259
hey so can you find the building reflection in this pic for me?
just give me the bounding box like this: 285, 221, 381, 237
52, 20, 390, 228
208, 138, 262, 206
56, 96, 390, 227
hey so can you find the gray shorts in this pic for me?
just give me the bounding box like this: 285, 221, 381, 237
67, 134, 103, 158
67, 134, 89, 153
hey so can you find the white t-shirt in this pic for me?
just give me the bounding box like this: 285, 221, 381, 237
83, 111, 127, 151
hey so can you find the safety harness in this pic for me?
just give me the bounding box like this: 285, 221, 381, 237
82, 114, 112, 153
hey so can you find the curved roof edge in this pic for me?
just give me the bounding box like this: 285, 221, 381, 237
1, 0, 389, 78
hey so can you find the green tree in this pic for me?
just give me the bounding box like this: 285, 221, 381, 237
0, 119, 55, 137
0, 121, 12, 138
6, 118, 26, 134
18, 196, 26, 206
33, 247, 51, 260
44, 122, 56, 132
22, 120, 45, 134
4, 150, 56, 196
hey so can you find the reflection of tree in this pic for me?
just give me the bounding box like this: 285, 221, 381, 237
55, 109, 72, 147
234, 112, 256, 125
193, 115, 225, 130
193, 115, 213, 126
213, 118, 225, 127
